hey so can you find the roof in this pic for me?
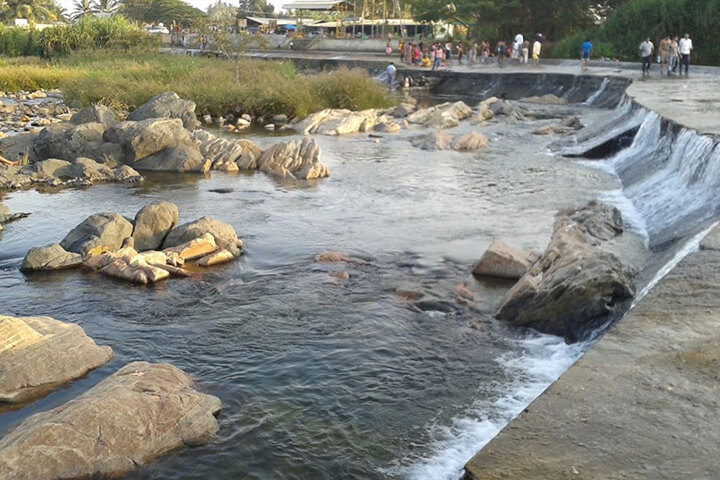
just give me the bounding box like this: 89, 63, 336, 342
246, 16, 313, 25
281, 0, 351, 10
312, 18, 426, 28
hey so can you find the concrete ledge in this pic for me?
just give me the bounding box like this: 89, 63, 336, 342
464, 225, 720, 480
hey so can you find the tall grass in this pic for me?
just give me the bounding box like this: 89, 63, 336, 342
0, 51, 393, 118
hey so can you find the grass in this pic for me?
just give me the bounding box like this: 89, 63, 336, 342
0, 50, 393, 118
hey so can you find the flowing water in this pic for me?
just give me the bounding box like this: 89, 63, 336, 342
0, 89, 716, 479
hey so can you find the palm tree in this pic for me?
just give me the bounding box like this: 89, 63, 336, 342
3, 0, 61, 24
71, 0, 93, 20
92, 0, 120, 15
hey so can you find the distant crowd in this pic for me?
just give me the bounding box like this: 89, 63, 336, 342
637, 34, 694, 77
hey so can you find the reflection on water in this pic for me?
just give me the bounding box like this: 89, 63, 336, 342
1, 113, 621, 479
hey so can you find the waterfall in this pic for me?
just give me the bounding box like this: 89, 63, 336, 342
584, 77, 609, 105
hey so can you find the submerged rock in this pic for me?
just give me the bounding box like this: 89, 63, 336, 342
0, 315, 113, 403
410, 131, 452, 151
127, 92, 198, 131
60, 212, 134, 255
258, 136, 329, 180
473, 241, 539, 280
497, 201, 635, 342
0, 362, 221, 478
314, 251, 366, 264
21, 244, 83, 272
451, 132, 488, 151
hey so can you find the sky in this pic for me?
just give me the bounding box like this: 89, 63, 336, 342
55, 0, 287, 15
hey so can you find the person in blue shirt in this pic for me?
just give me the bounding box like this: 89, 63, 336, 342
386, 62, 397, 90
581, 39, 593, 71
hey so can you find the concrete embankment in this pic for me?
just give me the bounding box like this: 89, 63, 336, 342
464, 224, 720, 479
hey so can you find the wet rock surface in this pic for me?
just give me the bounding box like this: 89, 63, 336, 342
465, 227, 720, 480
496, 201, 636, 342
258, 136, 329, 180
20, 244, 82, 271
0, 362, 221, 479
407, 101, 473, 129
0, 315, 113, 404
472, 240, 539, 280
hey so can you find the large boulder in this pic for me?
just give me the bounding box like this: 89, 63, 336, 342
127, 92, 198, 131
0, 362, 221, 478
473, 241, 539, 280
34, 123, 107, 162
70, 104, 116, 127
133, 144, 210, 173
192, 130, 263, 171
132, 202, 179, 251
60, 212, 134, 255
295, 108, 392, 136
104, 118, 193, 163
258, 136, 329, 180
451, 132, 488, 152
0, 315, 113, 403
163, 216, 241, 257
21, 244, 83, 272
0, 132, 38, 164
496, 201, 635, 342
410, 131, 452, 151
30, 158, 73, 179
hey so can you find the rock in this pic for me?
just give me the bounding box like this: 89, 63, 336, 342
328, 270, 350, 283
314, 251, 366, 264
374, 121, 401, 133
127, 92, 198, 131
271, 114, 288, 125
163, 233, 218, 261
202, 114, 212, 125
70, 104, 116, 127
235, 118, 250, 129
27, 90, 46, 99
264, 124, 275, 131
163, 217, 240, 256
60, 212, 134, 255
455, 282, 475, 301
410, 131, 453, 151
113, 165, 144, 183
67, 157, 115, 181
295, 108, 390, 136
488, 100, 527, 122
472, 240, 540, 280
100, 256, 170, 284
31, 158, 73, 179
104, 118, 193, 163
0, 362, 221, 478
192, 130, 263, 172
196, 249, 235, 267
241, 113, 252, 122
392, 103, 416, 118
407, 101, 472, 129
0, 132, 38, 164
83, 246, 185, 283
258, 136, 329, 180
521, 94, 568, 105
21, 244, 83, 272
0, 315, 112, 403
451, 132, 489, 152
533, 116, 584, 135
132, 202, 179, 251
133, 144, 210, 173
496, 202, 635, 342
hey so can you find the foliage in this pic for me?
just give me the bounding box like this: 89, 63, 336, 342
407, 0, 627, 41
71, 0, 93, 21
0, 51, 392, 118
207, 1, 237, 25
550, 0, 720, 65
121, 0, 207, 28
238, 0, 274, 17
0, 0, 62, 24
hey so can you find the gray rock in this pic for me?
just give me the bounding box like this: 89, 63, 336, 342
60, 212, 134, 255
33, 123, 106, 162
30, 158, 73, 179
410, 131, 453, 151
496, 202, 635, 342
70, 104, 116, 127
132, 202, 179, 251
0, 132, 38, 164
21, 244, 83, 271
451, 132, 489, 152
67, 157, 115, 181
104, 118, 193, 163
0, 362, 220, 479
133, 144, 210, 172
0, 315, 113, 403
113, 165, 144, 183
163, 216, 241, 256
127, 92, 198, 131
472, 241, 539, 280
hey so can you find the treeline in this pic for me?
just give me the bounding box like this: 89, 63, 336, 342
551, 0, 720, 64
0, 16, 158, 58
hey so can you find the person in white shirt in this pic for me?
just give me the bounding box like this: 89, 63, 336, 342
639, 37, 654, 76
678, 33, 693, 75
532, 38, 542, 65
513, 33, 523, 62
386, 62, 396, 90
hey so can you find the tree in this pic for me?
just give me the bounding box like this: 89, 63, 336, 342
207, 1, 236, 24
72, 0, 93, 20
92, 0, 121, 15
2, 0, 62, 23
238, 0, 274, 18
121, 0, 207, 28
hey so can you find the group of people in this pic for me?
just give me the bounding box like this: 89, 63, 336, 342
638, 34, 694, 76
387, 33, 544, 71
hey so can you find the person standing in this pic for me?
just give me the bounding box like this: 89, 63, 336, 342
668, 36, 679, 75
639, 37, 654, 76
678, 33, 693, 76
433, 43, 443, 70
532, 37, 542, 66
581, 38, 592, 71
512, 33, 523, 63
457, 43, 464, 64
522, 40, 530, 64
386, 62, 396, 90
497, 40, 506, 67
659, 35, 670, 75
